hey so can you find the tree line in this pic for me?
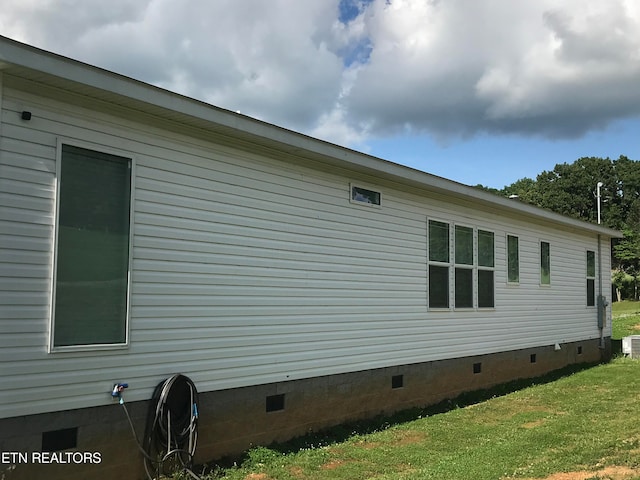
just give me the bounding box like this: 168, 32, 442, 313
476, 155, 640, 300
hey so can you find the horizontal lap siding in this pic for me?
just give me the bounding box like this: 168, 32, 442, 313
0, 78, 611, 419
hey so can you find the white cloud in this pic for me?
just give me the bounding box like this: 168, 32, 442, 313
346, 0, 640, 139
2, 0, 640, 145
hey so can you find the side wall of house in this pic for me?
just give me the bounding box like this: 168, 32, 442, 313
1, 75, 612, 424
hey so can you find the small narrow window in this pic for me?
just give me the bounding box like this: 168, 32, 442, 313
351, 185, 380, 206
586, 250, 596, 307
52, 145, 132, 348
429, 220, 450, 308
540, 241, 551, 285
507, 235, 519, 283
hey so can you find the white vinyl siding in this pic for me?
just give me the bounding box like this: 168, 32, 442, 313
0, 75, 614, 419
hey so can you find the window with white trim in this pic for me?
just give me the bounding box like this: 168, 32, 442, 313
507, 235, 519, 284
51, 144, 132, 348
428, 220, 450, 308
454, 225, 473, 308
350, 184, 381, 206
428, 222, 495, 309
586, 250, 596, 307
540, 241, 551, 285
477, 230, 494, 308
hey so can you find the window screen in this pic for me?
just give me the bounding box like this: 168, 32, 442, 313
478, 230, 494, 267
429, 220, 449, 263
540, 241, 551, 285
586, 250, 596, 307
429, 265, 449, 308
455, 267, 473, 308
507, 235, 519, 283
53, 145, 132, 347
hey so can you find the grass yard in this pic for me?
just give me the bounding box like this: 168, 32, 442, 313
177, 306, 640, 480
612, 300, 640, 340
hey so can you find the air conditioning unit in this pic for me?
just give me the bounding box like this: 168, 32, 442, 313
622, 335, 640, 359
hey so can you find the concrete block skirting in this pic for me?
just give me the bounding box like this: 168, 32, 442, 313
0, 338, 608, 480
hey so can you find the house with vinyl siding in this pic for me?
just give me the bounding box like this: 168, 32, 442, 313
0, 36, 621, 480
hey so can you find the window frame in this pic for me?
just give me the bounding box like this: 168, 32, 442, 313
477, 229, 495, 309
586, 250, 596, 307
506, 234, 520, 285
427, 221, 497, 310
454, 224, 474, 309
349, 183, 382, 208
428, 218, 451, 310
540, 240, 551, 286
49, 139, 135, 353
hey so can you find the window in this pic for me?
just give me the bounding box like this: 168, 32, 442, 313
507, 235, 519, 283
586, 250, 596, 307
455, 225, 473, 308
540, 241, 551, 285
350, 184, 380, 206
477, 230, 494, 308
428, 220, 449, 308
51, 144, 132, 349
427, 222, 495, 309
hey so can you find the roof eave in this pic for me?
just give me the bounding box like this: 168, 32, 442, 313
0, 35, 622, 239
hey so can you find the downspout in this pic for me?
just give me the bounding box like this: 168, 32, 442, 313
597, 234, 608, 351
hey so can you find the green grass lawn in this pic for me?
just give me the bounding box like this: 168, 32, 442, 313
613, 300, 640, 339
171, 307, 640, 480
187, 357, 640, 480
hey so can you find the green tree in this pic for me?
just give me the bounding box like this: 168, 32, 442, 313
495, 155, 640, 300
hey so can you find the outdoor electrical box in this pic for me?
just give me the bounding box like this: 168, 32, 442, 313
622, 335, 640, 359
597, 295, 608, 329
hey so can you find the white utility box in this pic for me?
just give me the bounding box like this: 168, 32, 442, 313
622, 335, 640, 359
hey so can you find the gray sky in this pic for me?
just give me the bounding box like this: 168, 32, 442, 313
3, 0, 640, 187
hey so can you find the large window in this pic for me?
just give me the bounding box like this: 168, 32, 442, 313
586, 250, 596, 307
507, 235, 519, 284
428, 220, 450, 308
428, 221, 495, 309
51, 144, 132, 349
540, 241, 551, 285
477, 230, 494, 308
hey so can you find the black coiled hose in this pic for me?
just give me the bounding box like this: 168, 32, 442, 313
120, 373, 200, 480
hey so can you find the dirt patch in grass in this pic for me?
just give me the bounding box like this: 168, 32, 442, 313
631, 323, 640, 331
352, 439, 381, 450
380, 429, 429, 446
288, 465, 307, 478
321, 459, 345, 470
522, 419, 547, 429
516, 466, 640, 480
244, 473, 270, 480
